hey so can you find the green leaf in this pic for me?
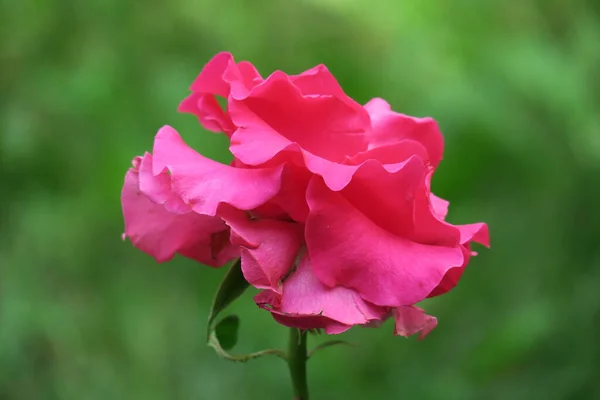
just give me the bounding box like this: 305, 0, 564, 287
207, 259, 249, 338
214, 315, 240, 351
207, 317, 286, 363
204, 259, 287, 363
307, 340, 356, 359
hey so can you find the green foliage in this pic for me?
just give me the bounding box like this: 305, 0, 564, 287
207, 260, 249, 337
1, 0, 600, 399
205, 262, 285, 363
207, 315, 286, 364
213, 316, 240, 351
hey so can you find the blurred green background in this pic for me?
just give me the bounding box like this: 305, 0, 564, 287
2, 0, 600, 399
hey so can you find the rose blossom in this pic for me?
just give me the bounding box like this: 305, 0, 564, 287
122, 52, 489, 339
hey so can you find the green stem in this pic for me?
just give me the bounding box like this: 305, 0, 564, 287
287, 328, 309, 400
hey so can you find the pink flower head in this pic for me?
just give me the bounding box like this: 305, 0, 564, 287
122, 52, 489, 340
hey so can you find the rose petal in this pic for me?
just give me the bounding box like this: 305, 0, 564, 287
255, 255, 387, 333
179, 52, 263, 133
229, 82, 429, 192
346, 140, 430, 166
288, 63, 365, 122
178, 92, 235, 134
409, 170, 462, 246
306, 177, 465, 307
222, 59, 263, 99
364, 98, 444, 167
121, 158, 238, 266
188, 51, 233, 97
225, 214, 303, 293
426, 245, 472, 298
271, 164, 312, 222
270, 313, 352, 334
151, 126, 284, 216
255, 291, 352, 334
339, 155, 425, 237
229, 70, 369, 164
426, 223, 489, 298
289, 64, 346, 97
430, 193, 450, 220
457, 222, 490, 247
393, 306, 438, 340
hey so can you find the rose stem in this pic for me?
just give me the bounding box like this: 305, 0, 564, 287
287, 328, 309, 400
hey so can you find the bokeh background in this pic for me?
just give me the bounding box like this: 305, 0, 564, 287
2, 0, 600, 399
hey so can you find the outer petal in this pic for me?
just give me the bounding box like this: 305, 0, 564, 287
255, 255, 387, 334
364, 98, 444, 167
339, 155, 425, 237
222, 60, 263, 99
271, 313, 351, 334
306, 177, 465, 307
289, 64, 346, 97
426, 245, 472, 298
121, 156, 238, 266
188, 52, 233, 97
151, 126, 284, 216
178, 92, 235, 134
457, 222, 490, 247
178, 52, 263, 133
393, 306, 438, 340
271, 164, 312, 222
231, 120, 424, 193
225, 214, 303, 293
409, 170, 462, 246
345, 140, 429, 166
429, 193, 450, 220
417, 177, 489, 248
230, 71, 369, 164
427, 224, 490, 298
228, 76, 431, 193
257, 289, 352, 334
288, 63, 367, 120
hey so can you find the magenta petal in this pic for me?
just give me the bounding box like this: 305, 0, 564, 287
151, 126, 283, 216
393, 306, 438, 340
457, 222, 490, 247
346, 139, 430, 166
229, 71, 369, 164
225, 215, 303, 293
427, 223, 488, 298
230, 97, 428, 193
222, 60, 263, 99
188, 51, 233, 97
306, 177, 465, 307
280, 255, 386, 325
429, 193, 450, 220
178, 53, 233, 133
136, 152, 176, 206
339, 155, 425, 237
426, 245, 472, 298
255, 290, 352, 334
289, 64, 346, 97
255, 256, 387, 333
270, 313, 352, 334
230, 128, 361, 191
254, 289, 281, 308
271, 164, 312, 222
179, 52, 263, 133
121, 159, 237, 266
178, 92, 235, 134
364, 98, 444, 167
410, 172, 462, 246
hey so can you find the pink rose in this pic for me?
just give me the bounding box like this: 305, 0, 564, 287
122, 52, 489, 340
